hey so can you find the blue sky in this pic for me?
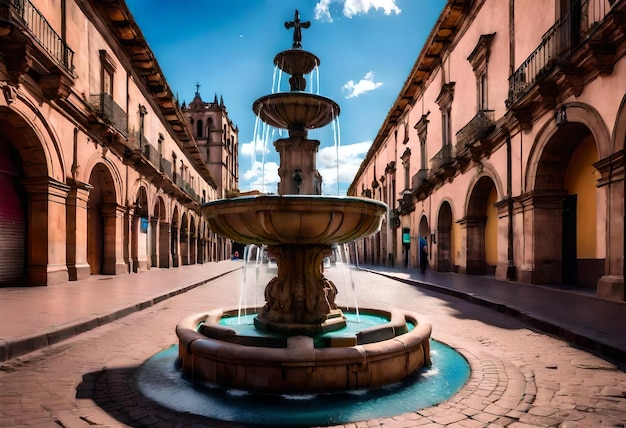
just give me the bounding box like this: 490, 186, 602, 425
125, 0, 446, 195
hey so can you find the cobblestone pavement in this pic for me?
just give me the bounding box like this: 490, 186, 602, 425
0, 264, 624, 427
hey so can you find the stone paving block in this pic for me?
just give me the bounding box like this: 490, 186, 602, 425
431, 411, 466, 425
469, 411, 499, 424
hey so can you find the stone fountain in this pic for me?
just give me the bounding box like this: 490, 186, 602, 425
176, 10, 432, 394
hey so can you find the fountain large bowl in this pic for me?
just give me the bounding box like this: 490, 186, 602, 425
201, 195, 386, 245
252, 92, 340, 130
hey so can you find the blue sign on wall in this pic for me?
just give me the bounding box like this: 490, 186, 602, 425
140, 217, 149, 233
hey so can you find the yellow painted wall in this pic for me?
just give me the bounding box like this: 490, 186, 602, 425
563, 136, 599, 258
485, 187, 498, 265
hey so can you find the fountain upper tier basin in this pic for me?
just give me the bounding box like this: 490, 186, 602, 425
201, 195, 386, 246
252, 92, 340, 130
274, 49, 320, 76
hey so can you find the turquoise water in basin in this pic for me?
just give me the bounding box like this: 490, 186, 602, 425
136, 339, 470, 426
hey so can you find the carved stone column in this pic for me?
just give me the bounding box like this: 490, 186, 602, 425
150, 216, 159, 267
100, 203, 128, 275
66, 179, 92, 280
595, 151, 624, 300
517, 191, 567, 284
159, 221, 171, 268
21, 177, 70, 285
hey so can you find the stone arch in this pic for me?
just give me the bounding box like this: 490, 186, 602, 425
417, 213, 430, 270
521, 102, 606, 286
87, 162, 119, 275
152, 195, 169, 268
190, 216, 197, 265
436, 200, 454, 272
83, 153, 124, 206
171, 205, 180, 267
526, 102, 611, 192
613, 94, 626, 152
180, 211, 189, 265
463, 175, 498, 275
0, 106, 69, 285
0, 94, 66, 180
130, 186, 149, 272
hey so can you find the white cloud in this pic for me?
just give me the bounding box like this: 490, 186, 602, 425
241, 161, 280, 193
317, 141, 371, 194
342, 71, 383, 98
343, 0, 401, 18
314, 0, 333, 22
240, 137, 271, 157
314, 0, 401, 22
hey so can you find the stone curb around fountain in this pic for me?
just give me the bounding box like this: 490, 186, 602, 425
0, 267, 242, 363
363, 268, 626, 364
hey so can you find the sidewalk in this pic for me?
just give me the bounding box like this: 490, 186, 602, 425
359, 264, 626, 365
1, 260, 625, 367
0, 261, 242, 362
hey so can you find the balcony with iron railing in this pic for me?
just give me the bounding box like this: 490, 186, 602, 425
89, 93, 128, 137
0, 0, 75, 75
507, 0, 618, 108
455, 110, 495, 151
411, 168, 429, 190
455, 110, 496, 160
430, 144, 453, 173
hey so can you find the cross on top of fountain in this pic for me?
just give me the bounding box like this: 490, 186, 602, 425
284, 9, 310, 49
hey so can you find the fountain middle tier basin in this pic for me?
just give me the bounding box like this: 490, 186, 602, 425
252, 92, 340, 130
201, 195, 386, 245
176, 307, 432, 394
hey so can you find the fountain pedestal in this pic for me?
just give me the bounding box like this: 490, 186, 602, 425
255, 244, 346, 335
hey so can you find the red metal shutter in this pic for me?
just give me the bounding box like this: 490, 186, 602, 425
0, 173, 25, 285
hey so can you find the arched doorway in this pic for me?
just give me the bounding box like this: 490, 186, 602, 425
153, 196, 168, 268
131, 187, 149, 272
0, 140, 26, 285
171, 207, 179, 267
87, 163, 117, 274
418, 215, 429, 270
180, 212, 189, 265
437, 201, 453, 272
533, 122, 600, 286
465, 176, 498, 275
189, 217, 196, 265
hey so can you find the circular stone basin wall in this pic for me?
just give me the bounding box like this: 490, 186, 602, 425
176, 307, 432, 394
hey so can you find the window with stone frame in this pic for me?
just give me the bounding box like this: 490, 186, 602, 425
99, 50, 115, 96
196, 119, 203, 138
415, 112, 430, 171
401, 147, 411, 191
467, 33, 495, 112
436, 82, 455, 149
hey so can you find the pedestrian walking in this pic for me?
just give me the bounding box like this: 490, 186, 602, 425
419, 235, 428, 273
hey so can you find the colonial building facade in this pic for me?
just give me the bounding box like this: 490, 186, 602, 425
349, 0, 626, 301
0, 0, 237, 286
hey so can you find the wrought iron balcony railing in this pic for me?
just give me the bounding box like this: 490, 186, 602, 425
176, 176, 200, 202
160, 158, 172, 178
507, 0, 613, 106
143, 142, 161, 168
430, 144, 453, 172
455, 110, 495, 153
1, 0, 75, 75
89, 93, 128, 137
411, 168, 429, 190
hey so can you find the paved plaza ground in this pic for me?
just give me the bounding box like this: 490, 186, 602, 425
0, 261, 625, 427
